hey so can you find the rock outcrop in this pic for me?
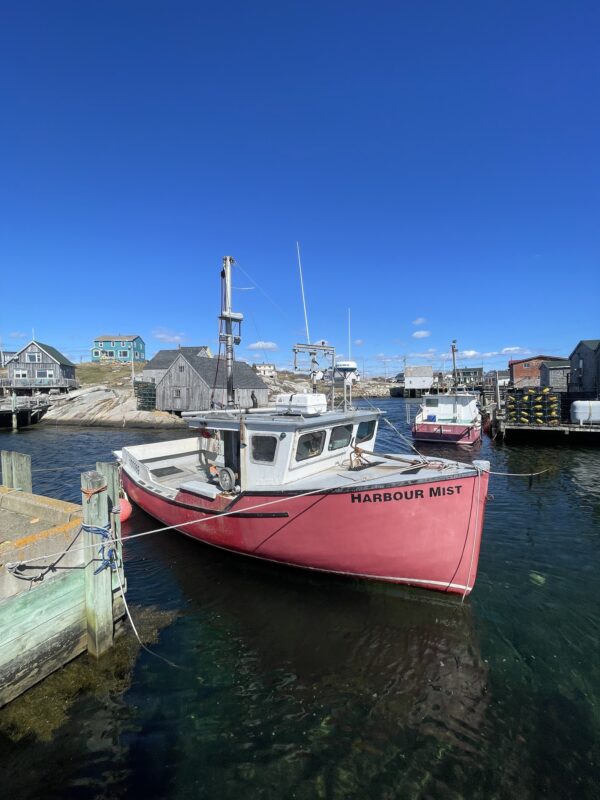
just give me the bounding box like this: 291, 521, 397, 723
43, 386, 187, 429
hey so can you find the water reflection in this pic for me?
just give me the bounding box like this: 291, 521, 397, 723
120, 508, 490, 797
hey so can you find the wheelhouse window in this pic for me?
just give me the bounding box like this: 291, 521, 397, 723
328, 424, 352, 451
356, 420, 376, 443
425, 398, 439, 407
251, 435, 278, 463
295, 430, 326, 461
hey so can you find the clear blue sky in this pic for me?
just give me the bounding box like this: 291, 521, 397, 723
1, 1, 599, 376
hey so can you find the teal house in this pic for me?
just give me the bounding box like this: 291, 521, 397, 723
91, 335, 146, 363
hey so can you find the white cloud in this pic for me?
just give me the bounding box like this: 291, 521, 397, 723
412, 317, 426, 326
248, 341, 278, 351
9, 331, 27, 339
354, 339, 364, 347
153, 328, 185, 344
412, 330, 431, 339
501, 346, 530, 355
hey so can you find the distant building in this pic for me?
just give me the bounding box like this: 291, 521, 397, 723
142, 346, 212, 384
92, 335, 145, 363
5, 341, 77, 393
0, 351, 16, 368
454, 366, 484, 387
253, 363, 276, 378
539, 360, 570, 392
484, 370, 510, 388
404, 366, 433, 396
568, 340, 600, 396
156, 353, 268, 413
509, 355, 567, 388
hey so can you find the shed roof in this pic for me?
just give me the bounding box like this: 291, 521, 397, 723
540, 360, 570, 369
144, 346, 212, 371
178, 353, 267, 390
95, 335, 143, 342
569, 339, 600, 358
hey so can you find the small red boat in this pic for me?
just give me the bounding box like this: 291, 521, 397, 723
118, 258, 489, 596
412, 392, 483, 446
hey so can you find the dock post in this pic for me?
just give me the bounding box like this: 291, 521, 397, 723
0, 450, 31, 491
96, 461, 124, 591
81, 470, 114, 658
11, 392, 17, 432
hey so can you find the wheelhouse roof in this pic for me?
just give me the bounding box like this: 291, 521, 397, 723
185, 407, 382, 433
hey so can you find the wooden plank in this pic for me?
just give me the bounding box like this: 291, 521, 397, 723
0, 572, 84, 652
0, 621, 87, 707
1, 451, 14, 488
81, 470, 114, 658
0, 600, 85, 667
12, 452, 32, 493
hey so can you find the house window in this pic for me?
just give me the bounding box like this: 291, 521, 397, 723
93, 350, 100, 357
356, 420, 376, 443
179, 365, 185, 372
251, 435, 278, 463
104, 350, 115, 358
15, 370, 27, 379
295, 430, 326, 461
328, 424, 353, 451
522, 363, 530, 368
135, 352, 140, 359
36, 369, 54, 379
173, 389, 181, 398
121, 341, 126, 346
111, 341, 115, 346
119, 350, 128, 358
98, 342, 103, 348
26, 352, 42, 362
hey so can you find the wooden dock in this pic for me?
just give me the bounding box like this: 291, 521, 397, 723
0, 451, 126, 707
498, 418, 600, 441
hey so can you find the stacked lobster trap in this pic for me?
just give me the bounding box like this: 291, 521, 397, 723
505, 388, 561, 425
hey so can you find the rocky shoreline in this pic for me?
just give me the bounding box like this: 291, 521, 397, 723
41, 380, 395, 429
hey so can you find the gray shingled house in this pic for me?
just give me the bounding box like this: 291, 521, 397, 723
142, 346, 212, 384
5, 340, 77, 393
156, 352, 268, 413
568, 340, 600, 396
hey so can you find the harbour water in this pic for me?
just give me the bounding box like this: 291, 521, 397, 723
1, 399, 599, 799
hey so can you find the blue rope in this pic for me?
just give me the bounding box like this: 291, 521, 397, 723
82, 522, 117, 574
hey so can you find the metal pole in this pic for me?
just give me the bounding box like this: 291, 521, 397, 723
222, 256, 235, 407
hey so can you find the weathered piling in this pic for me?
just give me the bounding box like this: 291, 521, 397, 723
0, 450, 32, 493
81, 470, 114, 658
0, 455, 126, 707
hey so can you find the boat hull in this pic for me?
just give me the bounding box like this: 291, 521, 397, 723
122, 469, 488, 595
412, 421, 482, 445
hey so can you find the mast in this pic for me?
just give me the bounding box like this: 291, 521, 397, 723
219, 256, 243, 407
451, 339, 458, 387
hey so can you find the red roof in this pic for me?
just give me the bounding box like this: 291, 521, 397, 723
508, 354, 567, 366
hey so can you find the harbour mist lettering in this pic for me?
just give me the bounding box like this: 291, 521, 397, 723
351, 485, 462, 503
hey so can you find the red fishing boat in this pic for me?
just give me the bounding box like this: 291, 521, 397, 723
118, 257, 489, 596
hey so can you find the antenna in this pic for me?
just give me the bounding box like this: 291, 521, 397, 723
348, 308, 351, 361
296, 242, 311, 344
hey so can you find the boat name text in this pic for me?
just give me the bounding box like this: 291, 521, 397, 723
350, 485, 463, 503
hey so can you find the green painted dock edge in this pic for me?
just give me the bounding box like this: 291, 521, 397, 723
0, 460, 126, 707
